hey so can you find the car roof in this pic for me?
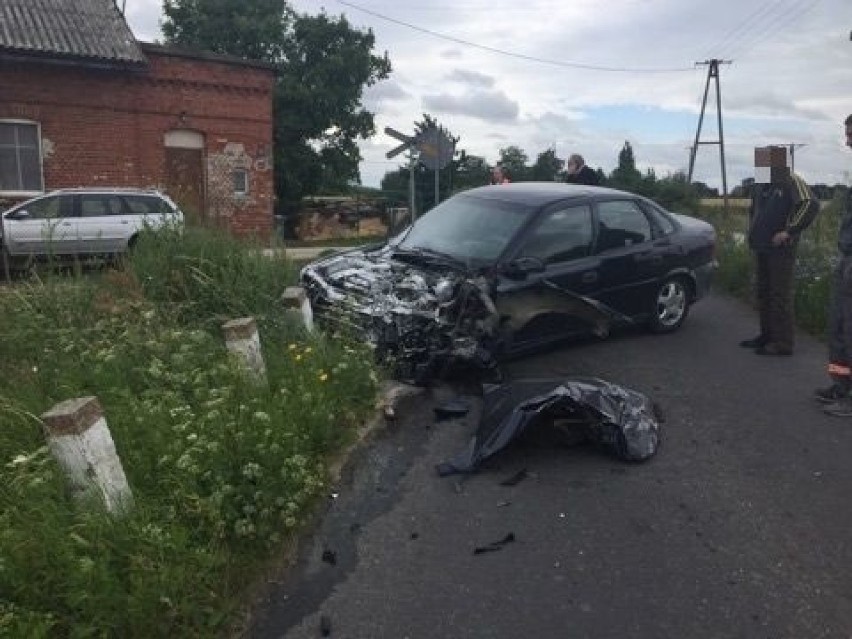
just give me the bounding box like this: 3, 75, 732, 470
459, 182, 640, 207
50, 188, 166, 196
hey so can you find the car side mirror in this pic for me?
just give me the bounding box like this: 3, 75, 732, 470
503, 256, 546, 280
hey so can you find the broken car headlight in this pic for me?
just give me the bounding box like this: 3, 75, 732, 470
434, 278, 456, 303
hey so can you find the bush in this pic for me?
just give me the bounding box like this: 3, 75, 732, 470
0, 228, 379, 636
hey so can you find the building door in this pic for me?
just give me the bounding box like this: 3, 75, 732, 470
164, 130, 205, 224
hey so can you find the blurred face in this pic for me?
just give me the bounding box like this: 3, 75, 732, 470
846, 123, 852, 149
754, 146, 788, 184
492, 167, 504, 181
566, 159, 579, 174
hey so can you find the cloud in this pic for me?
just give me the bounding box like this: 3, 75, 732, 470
422, 89, 519, 122
363, 80, 411, 109
725, 91, 831, 122
445, 69, 495, 88
440, 48, 464, 59
125, 0, 162, 41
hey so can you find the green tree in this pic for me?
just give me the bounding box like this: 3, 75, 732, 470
452, 151, 491, 191
609, 140, 642, 190
162, 0, 392, 208
162, 0, 290, 60
653, 171, 700, 211
498, 146, 530, 182
530, 148, 564, 181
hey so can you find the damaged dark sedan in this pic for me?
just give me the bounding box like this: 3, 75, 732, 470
300, 183, 717, 382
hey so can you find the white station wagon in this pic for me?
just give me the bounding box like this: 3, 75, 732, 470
1, 188, 183, 261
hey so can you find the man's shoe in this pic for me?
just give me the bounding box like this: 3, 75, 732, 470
740, 335, 769, 348
755, 343, 793, 356
814, 383, 849, 404
823, 396, 852, 417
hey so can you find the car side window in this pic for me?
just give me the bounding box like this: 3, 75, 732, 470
123, 195, 172, 215
641, 201, 677, 236
17, 196, 61, 219
80, 195, 126, 217
518, 205, 593, 264
595, 200, 653, 252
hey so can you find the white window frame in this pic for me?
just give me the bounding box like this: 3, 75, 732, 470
233, 168, 249, 197
0, 119, 45, 197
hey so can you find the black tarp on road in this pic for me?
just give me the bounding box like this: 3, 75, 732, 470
437, 378, 661, 476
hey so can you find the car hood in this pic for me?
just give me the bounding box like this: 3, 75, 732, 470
301, 244, 467, 318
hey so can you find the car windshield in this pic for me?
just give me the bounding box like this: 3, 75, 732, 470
396, 193, 534, 266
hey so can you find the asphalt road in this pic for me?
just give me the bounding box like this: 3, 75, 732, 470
251, 293, 852, 639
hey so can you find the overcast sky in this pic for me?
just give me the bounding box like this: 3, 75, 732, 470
126, 0, 852, 191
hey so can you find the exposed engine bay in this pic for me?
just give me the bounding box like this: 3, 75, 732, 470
300, 245, 618, 383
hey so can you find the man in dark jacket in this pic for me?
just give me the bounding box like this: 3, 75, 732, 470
565, 154, 600, 186
740, 145, 819, 356
817, 114, 852, 415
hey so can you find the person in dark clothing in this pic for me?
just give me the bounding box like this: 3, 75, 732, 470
816, 114, 852, 415
565, 154, 600, 186
740, 145, 819, 356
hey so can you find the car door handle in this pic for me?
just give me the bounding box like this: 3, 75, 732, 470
581, 271, 598, 284
120, 220, 130, 224
60, 221, 73, 226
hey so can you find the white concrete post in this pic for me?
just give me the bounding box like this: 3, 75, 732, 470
282, 286, 314, 333
41, 397, 133, 515
223, 317, 267, 382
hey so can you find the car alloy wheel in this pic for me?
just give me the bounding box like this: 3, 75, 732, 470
651, 277, 689, 332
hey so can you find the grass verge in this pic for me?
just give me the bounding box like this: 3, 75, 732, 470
0, 226, 379, 637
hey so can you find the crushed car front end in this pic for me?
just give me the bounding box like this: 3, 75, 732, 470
300, 245, 503, 382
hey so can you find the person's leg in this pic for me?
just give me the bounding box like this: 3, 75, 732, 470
742, 253, 771, 348
823, 260, 850, 392
758, 253, 771, 340
822, 258, 852, 413
771, 248, 795, 352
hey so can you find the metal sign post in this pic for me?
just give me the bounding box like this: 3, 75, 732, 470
385, 126, 417, 220
385, 123, 456, 218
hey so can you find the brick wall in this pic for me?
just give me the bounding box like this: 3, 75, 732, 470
0, 48, 275, 238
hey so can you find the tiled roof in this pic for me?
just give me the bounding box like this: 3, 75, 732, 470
0, 0, 146, 65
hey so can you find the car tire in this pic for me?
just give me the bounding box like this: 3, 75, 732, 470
648, 276, 690, 333
0, 246, 11, 282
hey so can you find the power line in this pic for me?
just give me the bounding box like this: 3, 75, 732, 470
727, 0, 823, 59
336, 0, 696, 73
699, 0, 787, 59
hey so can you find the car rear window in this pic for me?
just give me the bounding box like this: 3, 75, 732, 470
643, 202, 677, 236
123, 195, 174, 215
80, 195, 125, 217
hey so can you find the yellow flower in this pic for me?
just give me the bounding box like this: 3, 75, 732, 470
304, 347, 313, 354
319, 372, 328, 382
295, 354, 302, 362
288, 343, 297, 351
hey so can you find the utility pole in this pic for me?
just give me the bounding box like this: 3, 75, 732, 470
787, 143, 807, 172
409, 151, 418, 221
688, 59, 732, 214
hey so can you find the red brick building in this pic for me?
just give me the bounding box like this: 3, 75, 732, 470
0, 0, 275, 237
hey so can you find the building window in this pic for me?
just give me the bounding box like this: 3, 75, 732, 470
233, 169, 248, 196
0, 121, 43, 195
